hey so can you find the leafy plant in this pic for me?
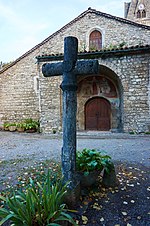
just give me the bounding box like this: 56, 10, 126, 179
107, 43, 118, 50
3, 122, 9, 129
129, 130, 137, 134
3, 122, 17, 131
119, 41, 127, 48
103, 41, 127, 51
145, 131, 150, 134
0, 171, 76, 226
8, 123, 17, 127
3, 122, 16, 127
24, 118, 40, 131
76, 148, 113, 175
89, 45, 98, 51
17, 122, 26, 129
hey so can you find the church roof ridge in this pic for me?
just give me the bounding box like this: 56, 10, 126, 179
1, 7, 150, 74
89, 7, 150, 28
88, 7, 150, 29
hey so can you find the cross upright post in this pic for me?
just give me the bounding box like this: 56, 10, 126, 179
42, 36, 99, 189
60, 37, 78, 189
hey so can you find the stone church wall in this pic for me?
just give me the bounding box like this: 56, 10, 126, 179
0, 10, 150, 132
39, 69, 62, 133
38, 52, 150, 133
0, 53, 40, 125
97, 54, 150, 133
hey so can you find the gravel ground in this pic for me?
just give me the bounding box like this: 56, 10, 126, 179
0, 131, 150, 166
0, 131, 150, 226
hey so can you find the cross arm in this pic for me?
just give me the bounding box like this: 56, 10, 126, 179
42, 59, 99, 77
75, 60, 99, 75
42, 62, 63, 77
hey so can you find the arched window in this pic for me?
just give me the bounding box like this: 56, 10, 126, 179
142, 10, 146, 18
137, 10, 141, 18
89, 30, 102, 51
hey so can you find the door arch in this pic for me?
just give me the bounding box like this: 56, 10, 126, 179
85, 97, 111, 131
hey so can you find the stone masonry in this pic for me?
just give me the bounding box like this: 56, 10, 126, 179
125, 0, 150, 26
0, 8, 150, 133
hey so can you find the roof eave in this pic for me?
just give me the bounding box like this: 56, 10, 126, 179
36, 45, 150, 62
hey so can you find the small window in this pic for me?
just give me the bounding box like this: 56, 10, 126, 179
89, 30, 102, 51
142, 10, 146, 18
137, 10, 141, 18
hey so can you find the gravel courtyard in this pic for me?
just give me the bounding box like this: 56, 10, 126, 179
0, 131, 150, 166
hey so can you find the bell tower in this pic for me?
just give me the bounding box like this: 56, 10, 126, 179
124, 0, 150, 25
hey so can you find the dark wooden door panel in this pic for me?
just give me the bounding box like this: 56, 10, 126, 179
85, 98, 111, 131
98, 118, 110, 131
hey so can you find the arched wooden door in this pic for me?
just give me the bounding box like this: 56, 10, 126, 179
85, 98, 111, 131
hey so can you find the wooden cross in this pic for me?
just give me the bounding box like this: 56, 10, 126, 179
42, 36, 98, 189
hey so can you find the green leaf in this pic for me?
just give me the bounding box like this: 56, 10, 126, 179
0, 195, 7, 202
0, 208, 9, 218
0, 213, 14, 226
84, 171, 89, 176
48, 223, 61, 226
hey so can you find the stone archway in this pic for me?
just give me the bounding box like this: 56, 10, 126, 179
85, 97, 111, 131
77, 65, 123, 132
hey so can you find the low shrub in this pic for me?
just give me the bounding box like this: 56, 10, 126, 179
24, 118, 40, 131
76, 148, 113, 175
